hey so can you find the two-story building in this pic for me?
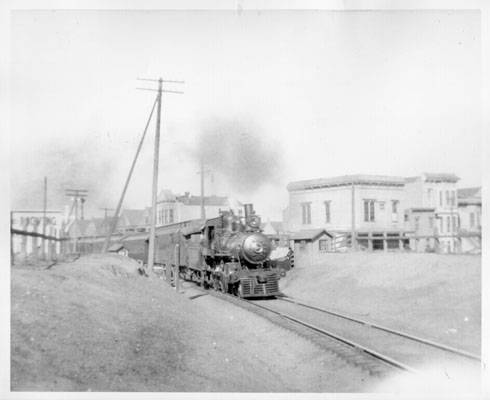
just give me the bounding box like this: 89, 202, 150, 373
156, 190, 243, 226
284, 174, 408, 250
457, 187, 481, 253
404, 173, 459, 252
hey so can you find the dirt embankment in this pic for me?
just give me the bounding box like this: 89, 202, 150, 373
11, 254, 372, 392
280, 253, 481, 354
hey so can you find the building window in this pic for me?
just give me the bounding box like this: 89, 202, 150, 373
324, 201, 331, 223
446, 216, 451, 233
446, 191, 450, 207
470, 212, 475, 228
301, 203, 311, 225
452, 216, 457, 232
391, 200, 399, 223
427, 189, 433, 205
439, 191, 443, 207
451, 191, 456, 206
429, 216, 434, 229
319, 239, 329, 252
414, 216, 420, 231
439, 218, 444, 234
169, 209, 174, 224
364, 200, 375, 222
379, 201, 385, 211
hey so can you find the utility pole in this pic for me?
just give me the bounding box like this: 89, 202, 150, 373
147, 78, 163, 275
135, 77, 184, 275
197, 159, 212, 220
42, 176, 47, 260
200, 158, 205, 219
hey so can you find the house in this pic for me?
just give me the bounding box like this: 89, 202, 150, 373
288, 229, 333, 267
261, 221, 289, 247
156, 189, 242, 226
457, 187, 481, 232
457, 187, 481, 253
284, 174, 408, 250
117, 208, 151, 233
404, 173, 459, 252
404, 208, 437, 252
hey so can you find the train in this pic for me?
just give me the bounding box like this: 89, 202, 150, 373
121, 204, 282, 298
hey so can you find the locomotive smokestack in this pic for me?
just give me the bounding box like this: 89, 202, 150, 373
244, 204, 254, 220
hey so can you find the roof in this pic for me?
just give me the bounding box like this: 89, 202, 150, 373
287, 174, 406, 192
457, 187, 482, 206
289, 229, 333, 241
422, 173, 459, 183
119, 209, 149, 227
108, 243, 125, 252
177, 194, 230, 207
157, 189, 177, 202
458, 187, 481, 199
261, 221, 285, 235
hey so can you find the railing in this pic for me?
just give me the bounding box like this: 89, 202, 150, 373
10, 227, 68, 265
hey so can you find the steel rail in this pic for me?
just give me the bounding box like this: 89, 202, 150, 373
278, 297, 481, 361
241, 297, 419, 374
202, 289, 419, 374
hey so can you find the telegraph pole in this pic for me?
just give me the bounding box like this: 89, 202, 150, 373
197, 159, 211, 220
102, 78, 183, 254
147, 78, 163, 275
200, 158, 205, 219
134, 77, 184, 274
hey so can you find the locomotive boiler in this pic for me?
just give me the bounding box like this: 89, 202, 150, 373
198, 204, 280, 297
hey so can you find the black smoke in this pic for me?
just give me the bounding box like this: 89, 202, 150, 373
196, 117, 283, 194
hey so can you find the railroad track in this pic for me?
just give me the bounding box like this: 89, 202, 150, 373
278, 296, 481, 361
186, 284, 481, 376
252, 296, 480, 374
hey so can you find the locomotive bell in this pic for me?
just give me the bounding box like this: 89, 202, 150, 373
242, 232, 272, 264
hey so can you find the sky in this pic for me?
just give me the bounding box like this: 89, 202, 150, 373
9, 9, 482, 220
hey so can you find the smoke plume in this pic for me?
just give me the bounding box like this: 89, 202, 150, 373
10, 138, 121, 217
196, 117, 283, 194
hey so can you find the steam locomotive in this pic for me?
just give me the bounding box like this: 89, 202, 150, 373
121, 204, 281, 298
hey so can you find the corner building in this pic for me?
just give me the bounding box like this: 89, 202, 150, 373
285, 174, 407, 237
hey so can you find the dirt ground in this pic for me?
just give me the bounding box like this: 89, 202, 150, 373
11, 254, 374, 392
280, 252, 481, 354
